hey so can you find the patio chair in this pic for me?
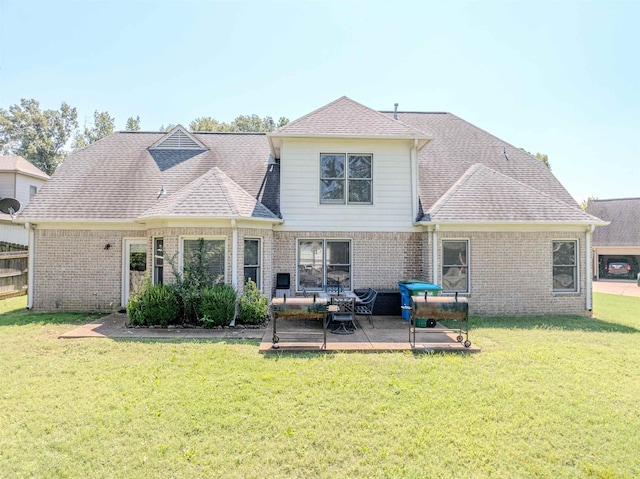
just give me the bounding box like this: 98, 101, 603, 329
355, 288, 375, 303
328, 297, 356, 334
324, 283, 344, 295
355, 289, 377, 328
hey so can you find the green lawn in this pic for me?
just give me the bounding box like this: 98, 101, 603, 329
0, 293, 638, 478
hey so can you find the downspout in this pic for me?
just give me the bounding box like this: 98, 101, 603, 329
585, 224, 595, 312
230, 219, 239, 327
26, 223, 35, 309
410, 139, 419, 222
231, 219, 238, 289
432, 224, 439, 285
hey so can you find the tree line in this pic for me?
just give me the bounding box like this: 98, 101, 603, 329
0, 98, 289, 175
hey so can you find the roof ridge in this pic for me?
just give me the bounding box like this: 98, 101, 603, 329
274, 96, 349, 133
428, 164, 483, 217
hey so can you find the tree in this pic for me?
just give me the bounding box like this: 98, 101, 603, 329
72, 110, 115, 149
581, 196, 598, 212
535, 152, 551, 170
126, 116, 141, 131
159, 123, 176, 132
0, 98, 78, 175
187, 114, 289, 132
190, 117, 223, 132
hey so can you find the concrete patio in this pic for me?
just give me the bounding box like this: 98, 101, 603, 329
58, 312, 479, 353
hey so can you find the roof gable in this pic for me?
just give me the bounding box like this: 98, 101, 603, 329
138, 167, 279, 221
149, 125, 207, 150
268, 96, 431, 158
426, 164, 605, 224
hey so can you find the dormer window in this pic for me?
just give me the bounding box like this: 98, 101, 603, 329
320, 153, 372, 205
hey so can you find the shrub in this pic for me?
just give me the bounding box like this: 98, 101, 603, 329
238, 279, 269, 325
200, 284, 237, 327
126, 280, 181, 327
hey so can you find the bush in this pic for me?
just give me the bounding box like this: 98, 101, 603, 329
200, 284, 237, 327
126, 280, 181, 327
238, 279, 268, 325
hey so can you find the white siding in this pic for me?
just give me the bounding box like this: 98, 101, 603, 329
15, 175, 47, 209
278, 138, 416, 231
0, 172, 14, 199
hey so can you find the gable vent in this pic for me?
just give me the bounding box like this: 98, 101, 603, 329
150, 125, 207, 150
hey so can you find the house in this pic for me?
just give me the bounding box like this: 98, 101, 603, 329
586, 198, 640, 280
16, 96, 606, 316
0, 156, 49, 249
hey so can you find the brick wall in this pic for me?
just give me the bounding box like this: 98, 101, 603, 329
33, 229, 136, 311
438, 230, 589, 316
33, 226, 274, 312
272, 231, 423, 295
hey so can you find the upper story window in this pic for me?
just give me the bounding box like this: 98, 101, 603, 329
320, 153, 372, 205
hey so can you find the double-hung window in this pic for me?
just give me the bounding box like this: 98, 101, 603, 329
182, 237, 226, 284
320, 153, 372, 204
298, 239, 351, 291
441, 240, 469, 293
243, 238, 261, 289
153, 238, 164, 285
553, 240, 578, 292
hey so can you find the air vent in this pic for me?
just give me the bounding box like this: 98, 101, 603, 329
150, 125, 207, 150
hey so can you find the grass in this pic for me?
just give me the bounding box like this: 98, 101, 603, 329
0, 294, 638, 478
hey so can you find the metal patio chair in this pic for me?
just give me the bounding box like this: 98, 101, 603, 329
355, 289, 377, 328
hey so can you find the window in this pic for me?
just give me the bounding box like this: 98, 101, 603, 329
553, 240, 577, 292
298, 239, 351, 291
244, 238, 261, 289
320, 153, 372, 204
182, 237, 226, 284
29, 186, 38, 199
442, 240, 469, 293
153, 238, 164, 285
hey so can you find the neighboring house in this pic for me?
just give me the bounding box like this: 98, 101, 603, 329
0, 156, 49, 248
17, 96, 605, 316
586, 198, 640, 280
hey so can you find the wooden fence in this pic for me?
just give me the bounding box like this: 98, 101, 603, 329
0, 252, 28, 299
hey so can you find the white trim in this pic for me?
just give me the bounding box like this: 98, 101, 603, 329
243, 236, 263, 290
179, 235, 228, 284
416, 221, 609, 230
318, 152, 374, 206
552, 238, 580, 294
27, 223, 35, 309
121, 237, 147, 308
440, 238, 470, 294
410, 139, 418, 222
586, 226, 594, 311
231, 220, 238, 289
432, 226, 439, 286
296, 237, 352, 292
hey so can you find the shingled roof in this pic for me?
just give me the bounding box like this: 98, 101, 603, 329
587, 198, 640, 246
0, 156, 50, 180
138, 167, 279, 221
18, 131, 280, 222
427, 164, 605, 224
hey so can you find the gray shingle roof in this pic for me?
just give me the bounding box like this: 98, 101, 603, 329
0, 156, 50, 180
428, 164, 605, 224
273, 96, 429, 138
18, 132, 280, 222
139, 167, 278, 220
390, 112, 581, 217
587, 198, 640, 246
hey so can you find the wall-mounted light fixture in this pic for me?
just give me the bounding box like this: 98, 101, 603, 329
104, 243, 112, 250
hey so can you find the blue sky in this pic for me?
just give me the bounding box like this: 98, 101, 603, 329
1, 0, 638, 204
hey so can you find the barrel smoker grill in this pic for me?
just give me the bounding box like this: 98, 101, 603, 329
270, 296, 328, 349
408, 292, 471, 348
